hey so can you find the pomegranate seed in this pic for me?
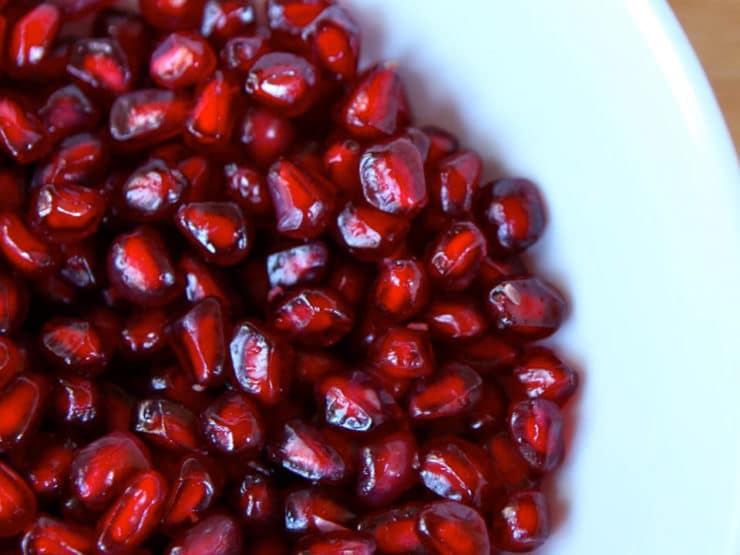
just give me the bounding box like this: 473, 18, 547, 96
486, 276, 566, 339
51, 376, 102, 430
179, 252, 232, 308
229, 319, 293, 405
95, 470, 168, 554
266, 0, 329, 50
486, 434, 536, 492
39, 85, 100, 143
371, 327, 434, 379
317, 370, 401, 433
179, 155, 215, 202
269, 419, 348, 484
201, 0, 257, 44
224, 163, 273, 219
109, 89, 190, 149
326, 258, 368, 307
267, 241, 330, 292
120, 159, 188, 222
0, 461, 36, 538
21, 515, 94, 554
246, 52, 319, 117
220, 35, 269, 76
294, 531, 374, 554
453, 333, 520, 373
373, 257, 429, 321
357, 503, 424, 554
426, 220, 486, 291
476, 178, 546, 254
0, 212, 57, 275
150, 33, 217, 90
359, 137, 427, 216
340, 63, 409, 139
323, 137, 361, 194
25, 440, 75, 500
40, 317, 111, 376
509, 399, 565, 473
6, 4, 62, 77
465, 382, 507, 437
284, 488, 354, 534
28, 183, 106, 243
306, 5, 360, 80
44, 132, 109, 187
356, 430, 418, 507
139, 0, 206, 32
422, 126, 459, 166
491, 490, 549, 552
0, 338, 24, 390
175, 201, 252, 266
163, 455, 222, 528
107, 226, 180, 307
0, 374, 50, 453
166, 514, 242, 555
425, 296, 488, 342
235, 473, 277, 529
513, 346, 578, 405
134, 398, 200, 452
121, 309, 169, 360
0, 273, 28, 334
0, 96, 50, 163
93, 9, 151, 76
67, 38, 134, 95
69, 432, 151, 511
146, 365, 209, 414
200, 391, 264, 454
267, 158, 334, 240
187, 71, 238, 147
271, 287, 353, 347
416, 500, 490, 555
239, 106, 295, 168
408, 363, 482, 420
334, 201, 409, 262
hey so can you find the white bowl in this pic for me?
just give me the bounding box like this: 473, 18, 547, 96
344, 0, 740, 553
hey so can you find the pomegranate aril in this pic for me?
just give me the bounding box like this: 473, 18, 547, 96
246, 52, 319, 117
269, 419, 348, 484
284, 487, 354, 534
0, 374, 50, 453
425, 296, 488, 342
200, 391, 264, 455
416, 500, 490, 555
271, 287, 353, 347
235, 472, 277, 529
476, 178, 546, 255
95, 470, 168, 554
491, 490, 549, 552
139, 0, 206, 32
509, 398, 565, 473
267, 241, 330, 292
373, 257, 429, 321
0, 272, 28, 328
356, 430, 418, 508
40, 317, 111, 376
6, 3, 61, 76
266, 0, 329, 50
476, 254, 527, 289
513, 346, 578, 405
334, 201, 409, 262
372, 326, 434, 379
121, 309, 169, 360
69, 431, 151, 511
220, 35, 269, 76
323, 137, 361, 194
453, 333, 519, 373
28, 183, 106, 243
0, 461, 37, 538
0, 211, 59, 275
486, 276, 566, 340
51, 376, 102, 431
39, 85, 100, 143
94, 9, 151, 75
21, 515, 94, 555
306, 4, 360, 80
201, 0, 257, 44
150, 33, 216, 91
239, 106, 295, 168
408, 363, 483, 421
295, 531, 375, 554
357, 503, 424, 554
466, 382, 507, 437
426, 220, 486, 291
109, 89, 190, 149
229, 319, 293, 405
120, 159, 188, 223
165, 514, 243, 555
422, 126, 459, 167
107, 226, 180, 307
67, 38, 134, 96
179, 252, 232, 308
44, 132, 109, 187
0, 337, 24, 390
223, 163, 272, 219
327, 258, 368, 307
486, 434, 536, 492
163, 455, 222, 528
0, 96, 50, 163
25, 440, 75, 500
175, 201, 252, 266
186, 71, 238, 147
134, 398, 200, 452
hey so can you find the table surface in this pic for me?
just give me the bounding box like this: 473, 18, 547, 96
670, 0, 740, 153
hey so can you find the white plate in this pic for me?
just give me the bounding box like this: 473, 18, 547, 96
345, 0, 740, 553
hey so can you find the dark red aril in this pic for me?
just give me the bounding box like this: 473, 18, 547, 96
165, 514, 243, 555
416, 501, 490, 555
150, 32, 217, 90
408, 363, 483, 421
334, 201, 409, 262
6, 4, 62, 78
134, 398, 200, 452
284, 487, 354, 534
358, 503, 424, 554
246, 52, 319, 117
67, 38, 134, 95
271, 287, 353, 347
0, 461, 37, 538
239, 106, 295, 168
491, 490, 550, 552
175, 201, 252, 266
200, 391, 264, 455
513, 346, 578, 405
509, 398, 565, 473
163, 455, 223, 528
356, 430, 418, 507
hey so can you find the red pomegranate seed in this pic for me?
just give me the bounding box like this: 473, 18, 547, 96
0, 95, 50, 163
419, 436, 493, 509
246, 52, 319, 117
146, 365, 209, 414
0, 338, 24, 391
486, 276, 566, 339
371, 327, 434, 379
25, 440, 75, 500
0, 212, 58, 275
266, 0, 329, 50
134, 398, 200, 452
491, 490, 550, 552
509, 399, 565, 473
200, 391, 264, 455
452, 333, 519, 373
269, 420, 348, 484
163, 455, 223, 528
0, 461, 36, 538
93, 9, 151, 77
224, 163, 273, 219
69, 432, 151, 511
21, 515, 94, 554
422, 126, 459, 166
416, 501, 490, 555
407, 363, 483, 421
165, 514, 243, 555
229, 319, 293, 405
357, 503, 424, 554
271, 287, 353, 347
40, 317, 111, 376
187, 71, 238, 147
179, 155, 215, 202
0, 275, 27, 336
340, 63, 409, 139
120, 159, 188, 222
322, 137, 361, 194
306, 5, 360, 80
43, 132, 109, 187
95, 470, 168, 554
317, 370, 401, 433
0, 374, 50, 453
109, 89, 190, 149
28, 183, 106, 243
6, 3, 61, 77
359, 137, 427, 216
235, 472, 277, 529
284, 487, 354, 534
465, 382, 507, 437
139, 0, 206, 32
486, 434, 536, 492
372, 257, 429, 321
425, 296, 488, 342
57, 242, 100, 291
39, 84, 100, 142
295, 531, 375, 554
220, 35, 269, 77
267, 158, 334, 240
267, 241, 329, 292
334, 201, 409, 262
476, 178, 546, 255
179, 252, 232, 308
326, 258, 368, 307
175, 201, 252, 266
67, 38, 134, 95
426, 221, 486, 291
121, 309, 169, 360
107, 226, 180, 307
513, 346, 578, 405
150, 33, 217, 90
356, 430, 418, 507
51, 376, 102, 431
429, 150, 482, 216
239, 106, 295, 168
201, 0, 257, 45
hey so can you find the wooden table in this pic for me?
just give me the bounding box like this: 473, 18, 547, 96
670, 0, 740, 153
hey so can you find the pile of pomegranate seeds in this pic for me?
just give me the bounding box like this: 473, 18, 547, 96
0, 0, 577, 553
